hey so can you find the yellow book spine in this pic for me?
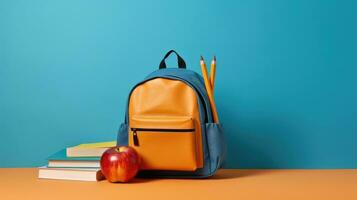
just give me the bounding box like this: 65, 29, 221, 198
74, 141, 116, 148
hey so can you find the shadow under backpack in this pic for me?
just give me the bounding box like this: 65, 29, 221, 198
117, 50, 226, 178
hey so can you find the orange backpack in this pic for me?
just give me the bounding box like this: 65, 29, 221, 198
117, 50, 225, 177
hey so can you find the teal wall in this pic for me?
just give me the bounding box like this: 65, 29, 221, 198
1, 0, 356, 168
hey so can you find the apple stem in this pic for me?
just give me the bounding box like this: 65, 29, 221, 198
116, 147, 120, 152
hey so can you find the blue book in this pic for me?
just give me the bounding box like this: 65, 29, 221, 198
47, 149, 100, 168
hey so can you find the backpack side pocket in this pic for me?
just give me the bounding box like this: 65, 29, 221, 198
206, 123, 226, 173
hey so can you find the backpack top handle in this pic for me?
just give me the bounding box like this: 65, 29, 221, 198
159, 50, 186, 69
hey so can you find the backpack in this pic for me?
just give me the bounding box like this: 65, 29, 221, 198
117, 50, 226, 178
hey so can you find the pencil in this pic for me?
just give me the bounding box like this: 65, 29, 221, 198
210, 56, 216, 93
200, 56, 219, 123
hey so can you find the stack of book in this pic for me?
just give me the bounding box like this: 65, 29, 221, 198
38, 141, 115, 181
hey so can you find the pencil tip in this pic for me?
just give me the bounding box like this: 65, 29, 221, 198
213, 55, 216, 61
200, 55, 204, 61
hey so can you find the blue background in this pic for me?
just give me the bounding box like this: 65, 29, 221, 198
1, 0, 356, 168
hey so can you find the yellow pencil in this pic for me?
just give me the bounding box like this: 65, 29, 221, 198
200, 56, 219, 123
210, 56, 216, 93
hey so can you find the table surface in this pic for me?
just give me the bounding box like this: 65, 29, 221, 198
1, 168, 357, 200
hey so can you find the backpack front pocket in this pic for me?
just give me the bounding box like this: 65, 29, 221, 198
129, 116, 198, 171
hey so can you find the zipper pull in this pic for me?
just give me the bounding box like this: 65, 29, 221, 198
133, 129, 139, 146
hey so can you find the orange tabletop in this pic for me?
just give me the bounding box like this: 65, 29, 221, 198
1, 168, 357, 200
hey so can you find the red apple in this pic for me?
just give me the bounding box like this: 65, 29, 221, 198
100, 146, 141, 183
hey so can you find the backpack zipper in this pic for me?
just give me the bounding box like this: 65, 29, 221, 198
131, 128, 195, 146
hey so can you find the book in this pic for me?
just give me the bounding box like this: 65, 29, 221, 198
66, 141, 116, 157
38, 166, 104, 181
48, 149, 100, 168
